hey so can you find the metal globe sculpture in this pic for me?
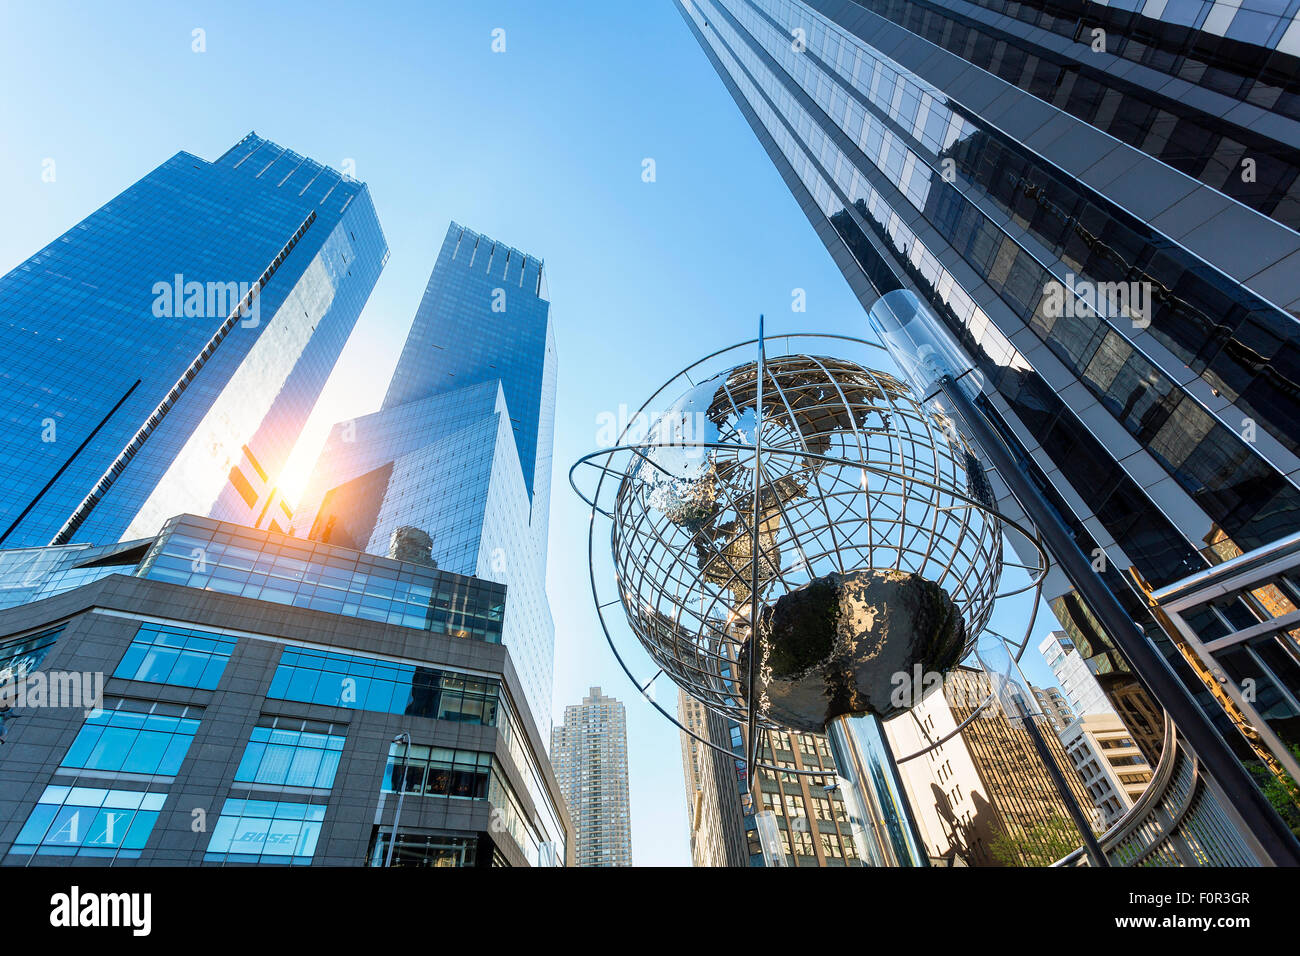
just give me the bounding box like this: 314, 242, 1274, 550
579, 339, 1008, 740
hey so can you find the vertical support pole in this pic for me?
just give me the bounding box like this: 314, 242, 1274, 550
827, 713, 930, 866
754, 809, 789, 866
746, 315, 765, 789
1018, 699, 1110, 867
385, 731, 411, 867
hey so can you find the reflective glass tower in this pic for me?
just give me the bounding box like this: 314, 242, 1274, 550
0, 132, 387, 549
382, 222, 556, 554
674, 0, 1300, 833
293, 222, 558, 726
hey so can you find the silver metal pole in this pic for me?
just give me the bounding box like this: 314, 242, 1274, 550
1015, 693, 1110, 867
826, 713, 930, 866
746, 315, 765, 789
384, 731, 412, 867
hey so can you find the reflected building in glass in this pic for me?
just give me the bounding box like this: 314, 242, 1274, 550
1059, 712, 1155, 826
886, 667, 1102, 866
1039, 630, 1112, 719
679, 690, 750, 866
673, 0, 1300, 809
1031, 685, 1076, 735
292, 222, 558, 726
0, 132, 387, 549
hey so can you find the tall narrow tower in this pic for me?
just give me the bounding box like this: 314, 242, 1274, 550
292, 222, 558, 724
551, 688, 633, 867
382, 222, 557, 561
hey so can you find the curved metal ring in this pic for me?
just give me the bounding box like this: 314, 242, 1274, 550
572, 439, 1050, 605
892, 620, 1049, 764
571, 330, 1051, 770
581, 487, 838, 777
894, 692, 998, 763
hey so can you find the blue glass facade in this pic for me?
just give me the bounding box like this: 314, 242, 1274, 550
112, 622, 237, 690
204, 798, 326, 865
234, 721, 346, 791
11, 786, 167, 861
0, 539, 153, 610
382, 221, 557, 544
0, 132, 387, 549
60, 701, 202, 777
136, 514, 506, 642
0, 517, 572, 866
292, 223, 557, 725
0, 624, 64, 678
267, 645, 504, 724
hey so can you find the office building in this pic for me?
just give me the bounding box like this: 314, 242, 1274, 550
1031, 684, 1075, 734
1061, 713, 1155, 826
672, 0, 1300, 813
1039, 631, 1112, 720
0, 132, 387, 550
749, 725, 864, 865
886, 667, 1101, 865
291, 222, 557, 723
0, 514, 572, 866
551, 687, 632, 867
677, 691, 865, 867
678, 689, 749, 866
0, 201, 570, 867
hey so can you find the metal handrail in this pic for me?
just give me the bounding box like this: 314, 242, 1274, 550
1054, 718, 1261, 867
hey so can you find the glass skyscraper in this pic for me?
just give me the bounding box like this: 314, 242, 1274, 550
673, 0, 1300, 840
0, 212, 570, 867
0, 132, 387, 550
382, 222, 557, 553
292, 222, 558, 726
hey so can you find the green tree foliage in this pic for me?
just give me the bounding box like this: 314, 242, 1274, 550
989, 815, 1081, 867
1246, 744, 1300, 838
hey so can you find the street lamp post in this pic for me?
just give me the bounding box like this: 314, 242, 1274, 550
384, 731, 412, 867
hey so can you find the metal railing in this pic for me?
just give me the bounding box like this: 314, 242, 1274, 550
1056, 531, 1300, 866
1056, 715, 1263, 866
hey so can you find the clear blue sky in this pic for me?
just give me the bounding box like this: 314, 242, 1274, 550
0, 0, 1063, 866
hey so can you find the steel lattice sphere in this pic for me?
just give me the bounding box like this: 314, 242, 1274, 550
609, 353, 1003, 732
